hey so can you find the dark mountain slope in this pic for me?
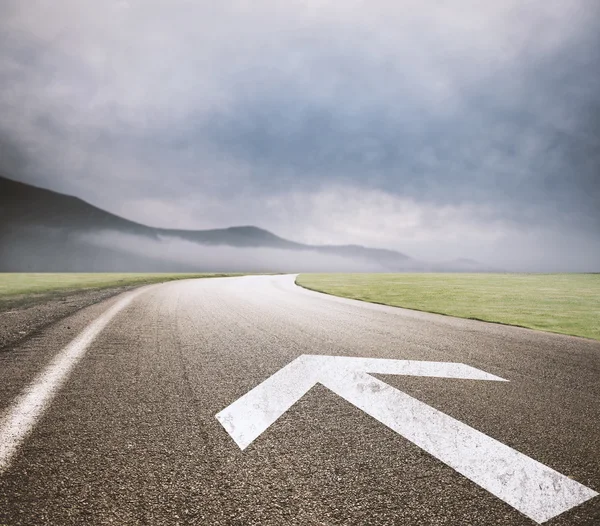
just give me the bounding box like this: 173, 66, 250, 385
1, 176, 160, 238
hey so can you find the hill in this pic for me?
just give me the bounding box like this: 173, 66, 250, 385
0, 175, 422, 272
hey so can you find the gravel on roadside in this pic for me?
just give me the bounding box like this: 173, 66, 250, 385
0, 286, 140, 352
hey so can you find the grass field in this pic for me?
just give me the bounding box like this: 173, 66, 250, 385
296, 273, 600, 341
0, 273, 240, 309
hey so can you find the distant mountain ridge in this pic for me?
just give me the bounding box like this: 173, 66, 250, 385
0, 174, 492, 272
1, 174, 434, 271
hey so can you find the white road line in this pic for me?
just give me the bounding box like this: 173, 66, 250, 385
0, 287, 149, 474
217, 355, 598, 524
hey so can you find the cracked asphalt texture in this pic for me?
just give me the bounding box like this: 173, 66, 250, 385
0, 274, 599, 525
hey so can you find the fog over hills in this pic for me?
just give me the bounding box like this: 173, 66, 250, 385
0, 175, 486, 272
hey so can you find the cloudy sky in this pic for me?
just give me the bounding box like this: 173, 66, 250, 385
1, 0, 599, 270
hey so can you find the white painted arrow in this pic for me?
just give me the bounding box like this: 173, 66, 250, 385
216, 355, 597, 524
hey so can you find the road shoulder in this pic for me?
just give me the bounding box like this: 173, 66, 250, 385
0, 285, 140, 352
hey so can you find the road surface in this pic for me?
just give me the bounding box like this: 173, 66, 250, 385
0, 274, 599, 525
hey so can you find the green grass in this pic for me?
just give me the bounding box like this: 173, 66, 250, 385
0, 273, 241, 309
296, 273, 600, 341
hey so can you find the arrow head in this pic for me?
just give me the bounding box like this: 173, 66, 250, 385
215, 355, 506, 449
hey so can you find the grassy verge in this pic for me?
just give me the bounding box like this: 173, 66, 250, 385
296, 273, 600, 341
0, 273, 241, 309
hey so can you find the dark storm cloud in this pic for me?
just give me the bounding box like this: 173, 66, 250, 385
187, 35, 600, 230
0, 0, 599, 269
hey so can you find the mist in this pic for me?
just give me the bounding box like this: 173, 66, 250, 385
86, 231, 386, 273
0, 226, 384, 273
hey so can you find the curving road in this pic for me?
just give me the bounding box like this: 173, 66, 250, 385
0, 274, 599, 525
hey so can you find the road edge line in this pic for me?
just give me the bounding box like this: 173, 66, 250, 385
0, 285, 151, 474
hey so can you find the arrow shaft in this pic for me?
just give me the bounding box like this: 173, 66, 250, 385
319, 370, 597, 524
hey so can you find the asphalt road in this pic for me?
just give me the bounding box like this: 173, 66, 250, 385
0, 274, 599, 525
